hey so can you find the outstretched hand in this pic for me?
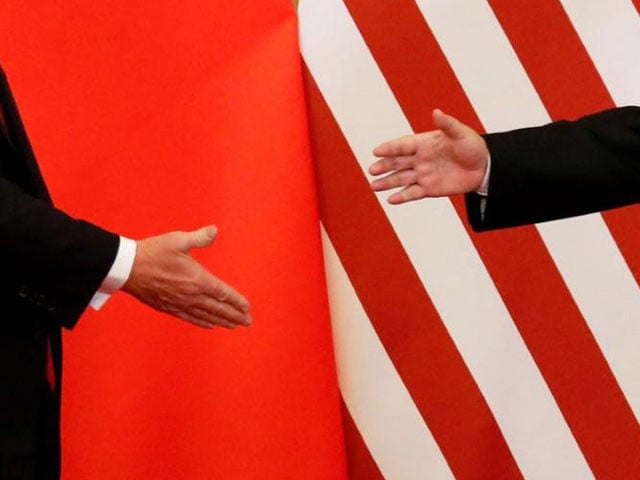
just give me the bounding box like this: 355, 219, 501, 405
369, 109, 489, 204
123, 226, 251, 329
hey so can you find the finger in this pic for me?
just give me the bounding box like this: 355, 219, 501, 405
368, 155, 415, 176
196, 296, 252, 326
388, 184, 428, 205
433, 109, 468, 141
195, 308, 238, 329
372, 134, 418, 158
180, 308, 238, 330
176, 312, 216, 329
209, 317, 239, 329
371, 169, 417, 192
202, 278, 251, 313
187, 225, 218, 250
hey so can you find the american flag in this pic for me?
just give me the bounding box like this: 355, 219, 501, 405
299, 1, 640, 479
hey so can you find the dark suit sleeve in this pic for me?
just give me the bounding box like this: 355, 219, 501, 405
0, 178, 119, 329
465, 106, 640, 231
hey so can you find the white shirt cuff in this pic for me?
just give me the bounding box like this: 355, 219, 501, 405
90, 236, 137, 310
476, 154, 491, 196
476, 155, 491, 220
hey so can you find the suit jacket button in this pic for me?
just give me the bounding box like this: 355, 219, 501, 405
47, 299, 57, 312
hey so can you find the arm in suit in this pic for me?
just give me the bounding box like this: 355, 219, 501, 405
0, 176, 119, 330
369, 106, 640, 231
0, 65, 251, 331
467, 106, 640, 230
0, 67, 119, 330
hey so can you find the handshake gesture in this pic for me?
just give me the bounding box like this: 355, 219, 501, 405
123, 225, 251, 330
126, 110, 490, 330
369, 109, 489, 202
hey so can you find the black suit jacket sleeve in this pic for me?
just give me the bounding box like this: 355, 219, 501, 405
0, 177, 119, 329
465, 106, 640, 231
0, 66, 120, 330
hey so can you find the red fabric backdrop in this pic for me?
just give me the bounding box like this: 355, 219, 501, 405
0, 2, 347, 478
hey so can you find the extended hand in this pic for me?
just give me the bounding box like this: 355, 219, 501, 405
369, 109, 489, 204
123, 226, 251, 329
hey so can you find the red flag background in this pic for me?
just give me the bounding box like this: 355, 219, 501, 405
0, 1, 347, 479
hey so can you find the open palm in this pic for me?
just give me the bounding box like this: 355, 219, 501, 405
370, 109, 489, 204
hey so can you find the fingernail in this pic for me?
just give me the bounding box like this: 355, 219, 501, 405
205, 225, 217, 238
197, 226, 215, 242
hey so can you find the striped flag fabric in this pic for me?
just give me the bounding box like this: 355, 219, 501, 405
299, 1, 640, 479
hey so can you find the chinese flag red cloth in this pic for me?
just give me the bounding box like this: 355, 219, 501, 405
0, 1, 347, 479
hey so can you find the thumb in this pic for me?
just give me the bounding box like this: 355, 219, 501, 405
185, 225, 218, 250
433, 109, 467, 141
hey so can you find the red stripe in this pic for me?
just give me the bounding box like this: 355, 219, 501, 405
486, 3, 640, 476
345, 0, 640, 477
491, 0, 613, 119
304, 66, 524, 480
489, 0, 640, 288
340, 400, 385, 480
599, 0, 640, 284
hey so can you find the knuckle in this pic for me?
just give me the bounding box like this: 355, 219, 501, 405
180, 275, 202, 296
217, 288, 229, 302
210, 282, 225, 299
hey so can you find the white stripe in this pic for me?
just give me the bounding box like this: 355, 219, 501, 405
539, 215, 640, 413
413, 1, 548, 130
558, 0, 640, 417
321, 226, 455, 480
415, 0, 640, 426
299, 1, 593, 478
559, 0, 640, 106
